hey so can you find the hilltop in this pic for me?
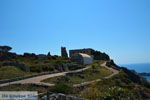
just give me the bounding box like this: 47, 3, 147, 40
0, 46, 150, 100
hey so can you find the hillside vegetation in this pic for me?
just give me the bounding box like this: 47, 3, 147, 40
0, 50, 83, 79
42, 61, 113, 84
0, 46, 150, 100
79, 69, 150, 100
0, 66, 32, 80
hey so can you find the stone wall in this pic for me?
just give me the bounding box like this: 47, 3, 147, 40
69, 48, 110, 61
69, 48, 94, 58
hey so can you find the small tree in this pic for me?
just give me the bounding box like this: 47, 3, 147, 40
0, 46, 12, 52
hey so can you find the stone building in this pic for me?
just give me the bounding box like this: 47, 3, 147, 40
61, 47, 68, 58
69, 48, 110, 61
70, 53, 93, 65
69, 48, 94, 58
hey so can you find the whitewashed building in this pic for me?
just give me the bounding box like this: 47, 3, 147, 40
70, 53, 93, 65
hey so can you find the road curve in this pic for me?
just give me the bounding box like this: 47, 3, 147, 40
0, 65, 91, 87
73, 62, 119, 87
0, 61, 119, 88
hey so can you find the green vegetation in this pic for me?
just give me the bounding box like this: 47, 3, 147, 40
80, 72, 150, 100
49, 82, 74, 94
42, 61, 112, 84
0, 52, 83, 80
0, 60, 150, 100
11, 56, 71, 73
0, 82, 76, 95
0, 84, 48, 93
0, 66, 32, 80
0, 53, 80, 79
93, 60, 105, 64
0, 57, 82, 79
0, 46, 150, 100
14, 56, 71, 67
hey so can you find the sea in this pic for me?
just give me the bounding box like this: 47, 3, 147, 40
120, 63, 150, 81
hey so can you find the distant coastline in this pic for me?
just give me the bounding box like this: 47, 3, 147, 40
138, 73, 150, 81
120, 63, 150, 73
120, 63, 150, 81
138, 73, 150, 76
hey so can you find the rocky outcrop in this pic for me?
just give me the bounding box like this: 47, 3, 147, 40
40, 93, 88, 100
0, 52, 17, 61
23, 53, 37, 59
106, 60, 121, 71
92, 50, 110, 60
121, 67, 142, 84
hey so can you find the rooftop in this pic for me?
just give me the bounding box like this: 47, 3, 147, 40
69, 48, 94, 51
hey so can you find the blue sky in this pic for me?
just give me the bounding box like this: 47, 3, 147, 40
0, 0, 150, 64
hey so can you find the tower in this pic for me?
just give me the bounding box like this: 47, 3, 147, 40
61, 47, 68, 58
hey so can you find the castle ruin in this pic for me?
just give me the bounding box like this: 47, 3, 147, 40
61, 47, 68, 58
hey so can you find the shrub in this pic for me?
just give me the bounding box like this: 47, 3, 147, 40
49, 82, 73, 94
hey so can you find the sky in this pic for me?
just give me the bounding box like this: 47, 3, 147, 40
0, 0, 150, 64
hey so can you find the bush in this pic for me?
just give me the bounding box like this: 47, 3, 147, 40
30, 66, 43, 73
49, 82, 73, 94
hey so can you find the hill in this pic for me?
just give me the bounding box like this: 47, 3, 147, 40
0, 46, 150, 100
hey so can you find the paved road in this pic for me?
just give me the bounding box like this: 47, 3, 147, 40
0, 66, 91, 87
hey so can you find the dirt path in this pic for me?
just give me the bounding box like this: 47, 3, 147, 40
37, 61, 119, 88
101, 62, 119, 78
73, 62, 119, 87
0, 66, 91, 87
0, 62, 119, 88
